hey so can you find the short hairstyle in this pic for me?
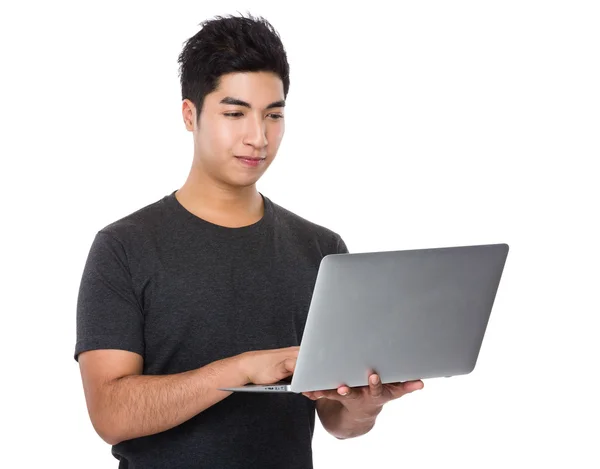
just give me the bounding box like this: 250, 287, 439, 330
177, 13, 290, 123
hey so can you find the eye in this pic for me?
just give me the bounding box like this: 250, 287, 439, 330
268, 113, 284, 120
224, 112, 243, 117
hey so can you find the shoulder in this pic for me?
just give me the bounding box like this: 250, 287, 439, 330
266, 196, 348, 255
96, 193, 170, 246
82, 193, 175, 288
84, 194, 173, 273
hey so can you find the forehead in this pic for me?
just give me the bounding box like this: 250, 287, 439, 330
210, 71, 284, 106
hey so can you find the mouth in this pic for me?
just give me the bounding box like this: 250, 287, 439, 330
235, 156, 266, 167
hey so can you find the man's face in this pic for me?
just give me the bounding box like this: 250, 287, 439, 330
183, 71, 286, 188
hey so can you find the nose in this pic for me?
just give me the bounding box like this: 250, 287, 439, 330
243, 113, 268, 149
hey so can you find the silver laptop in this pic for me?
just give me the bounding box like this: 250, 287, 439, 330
218, 243, 509, 393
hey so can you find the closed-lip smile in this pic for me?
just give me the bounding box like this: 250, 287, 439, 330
235, 155, 266, 167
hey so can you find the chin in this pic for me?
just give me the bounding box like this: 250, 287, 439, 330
218, 159, 272, 188
225, 175, 262, 188
229, 170, 269, 188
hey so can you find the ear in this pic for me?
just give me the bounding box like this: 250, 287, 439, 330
182, 99, 196, 131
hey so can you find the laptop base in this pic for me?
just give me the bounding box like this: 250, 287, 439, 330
218, 383, 293, 393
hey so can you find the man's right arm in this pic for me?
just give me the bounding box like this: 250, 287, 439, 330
78, 345, 299, 446
78, 349, 247, 445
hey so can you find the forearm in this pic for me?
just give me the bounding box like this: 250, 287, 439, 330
317, 400, 382, 440
95, 355, 248, 445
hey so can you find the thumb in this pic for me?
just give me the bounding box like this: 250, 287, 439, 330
280, 358, 296, 374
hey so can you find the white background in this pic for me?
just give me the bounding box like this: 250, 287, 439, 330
1, 1, 599, 467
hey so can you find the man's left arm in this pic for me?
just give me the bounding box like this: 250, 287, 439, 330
306, 373, 423, 440
316, 398, 382, 439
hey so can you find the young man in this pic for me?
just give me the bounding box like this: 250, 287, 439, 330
75, 13, 423, 468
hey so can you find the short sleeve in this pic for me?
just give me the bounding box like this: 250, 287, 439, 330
336, 235, 349, 254
74, 230, 145, 361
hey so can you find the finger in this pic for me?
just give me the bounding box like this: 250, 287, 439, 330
368, 373, 384, 398
302, 390, 321, 399
306, 386, 362, 402
281, 358, 297, 374
404, 380, 424, 393
278, 346, 300, 355
309, 389, 346, 402
285, 346, 300, 356
386, 380, 424, 397
337, 385, 360, 400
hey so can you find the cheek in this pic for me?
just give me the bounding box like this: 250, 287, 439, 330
215, 123, 238, 147
268, 124, 285, 150
200, 121, 238, 155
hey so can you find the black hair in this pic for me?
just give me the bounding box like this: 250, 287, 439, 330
177, 13, 290, 123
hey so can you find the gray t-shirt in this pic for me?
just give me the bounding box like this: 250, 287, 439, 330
75, 190, 347, 468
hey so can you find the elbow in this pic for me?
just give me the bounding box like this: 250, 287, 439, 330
100, 430, 124, 447
100, 433, 122, 446
96, 423, 124, 446
90, 413, 125, 446
87, 389, 128, 446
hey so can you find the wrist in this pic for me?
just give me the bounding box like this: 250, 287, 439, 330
231, 353, 252, 385
343, 402, 382, 422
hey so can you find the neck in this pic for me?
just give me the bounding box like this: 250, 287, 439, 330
175, 167, 264, 228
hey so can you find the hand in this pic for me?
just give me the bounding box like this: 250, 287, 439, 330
238, 346, 300, 385
303, 373, 424, 418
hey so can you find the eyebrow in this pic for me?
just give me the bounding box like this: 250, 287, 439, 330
219, 96, 286, 109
